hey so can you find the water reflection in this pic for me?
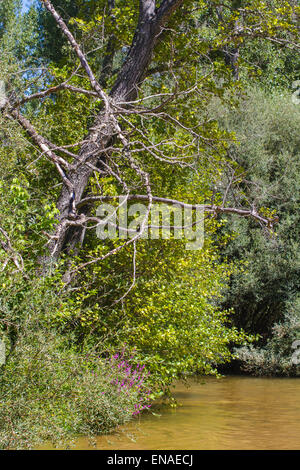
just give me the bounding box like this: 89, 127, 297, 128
76, 376, 300, 450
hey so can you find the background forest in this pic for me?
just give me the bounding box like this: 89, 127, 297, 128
0, 0, 299, 449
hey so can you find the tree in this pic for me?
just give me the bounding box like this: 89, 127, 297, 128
208, 86, 300, 375
2, 0, 295, 279
0, 1, 299, 446
0, 0, 297, 378
213, 87, 300, 337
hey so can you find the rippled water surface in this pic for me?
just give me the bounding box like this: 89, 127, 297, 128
75, 376, 300, 450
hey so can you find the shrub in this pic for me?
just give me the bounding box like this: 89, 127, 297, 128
235, 296, 300, 376
209, 87, 300, 335
0, 277, 152, 450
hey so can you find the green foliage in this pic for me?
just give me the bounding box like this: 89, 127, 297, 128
241, 37, 300, 90
0, 123, 60, 266
56, 230, 253, 395
0, 276, 152, 450
1, 0, 299, 450
118, 241, 252, 391
209, 86, 300, 371
237, 296, 300, 376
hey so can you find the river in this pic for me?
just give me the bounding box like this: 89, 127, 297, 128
74, 376, 300, 450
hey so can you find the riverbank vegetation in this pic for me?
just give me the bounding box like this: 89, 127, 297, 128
0, 0, 299, 449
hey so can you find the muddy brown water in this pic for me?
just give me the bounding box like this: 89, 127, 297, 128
74, 376, 300, 450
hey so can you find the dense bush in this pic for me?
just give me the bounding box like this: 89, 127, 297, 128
55, 232, 253, 394
209, 87, 300, 373
0, 276, 152, 450
236, 296, 300, 376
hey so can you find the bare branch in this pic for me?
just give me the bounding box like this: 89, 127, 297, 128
0, 226, 27, 277
77, 194, 278, 229
7, 107, 70, 171
15, 83, 98, 107
112, 240, 136, 305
